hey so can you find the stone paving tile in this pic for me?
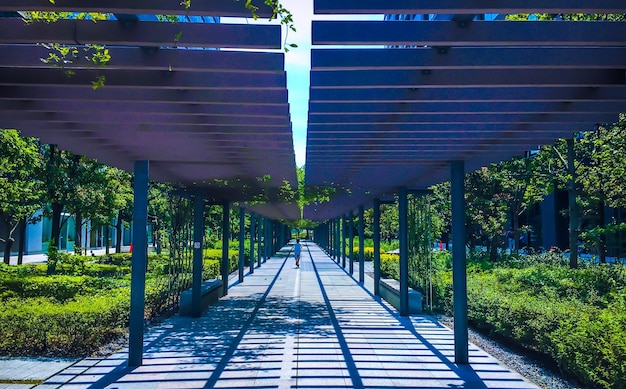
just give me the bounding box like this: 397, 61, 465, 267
10, 242, 541, 388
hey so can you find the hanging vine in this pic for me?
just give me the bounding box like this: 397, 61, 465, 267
150, 193, 194, 315
407, 194, 434, 311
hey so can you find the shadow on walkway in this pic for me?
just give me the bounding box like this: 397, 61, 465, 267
36, 241, 537, 389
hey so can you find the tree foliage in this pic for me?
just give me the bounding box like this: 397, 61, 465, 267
0, 130, 43, 264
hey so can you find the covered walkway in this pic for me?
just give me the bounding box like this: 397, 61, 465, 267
38, 242, 535, 389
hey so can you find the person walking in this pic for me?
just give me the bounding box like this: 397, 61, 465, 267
294, 239, 301, 268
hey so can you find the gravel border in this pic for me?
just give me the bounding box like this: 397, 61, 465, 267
436, 315, 581, 389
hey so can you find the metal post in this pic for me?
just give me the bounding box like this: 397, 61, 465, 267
264, 218, 270, 261
330, 219, 335, 259
399, 187, 409, 316
221, 201, 230, 297
373, 199, 381, 296
451, 160, 469, 364
257, 216, 262, 267
191, 189, 205, 318
238, 207, 245, 283
342, 215, 347, 268
249, 213, 255, 274
358, 206, 365, 283
335, 218, 341, 263
129, 160, 149, 367
348, 211, 354, 274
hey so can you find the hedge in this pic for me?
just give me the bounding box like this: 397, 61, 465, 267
0, 290, 129, 356
375, 248, 625, 388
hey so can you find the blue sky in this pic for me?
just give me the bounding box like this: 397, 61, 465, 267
225, 2, 381, 167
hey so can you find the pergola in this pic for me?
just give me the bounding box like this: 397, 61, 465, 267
304, 0, 626, 364
0, 0, 298, 366
0, 1, 299, 220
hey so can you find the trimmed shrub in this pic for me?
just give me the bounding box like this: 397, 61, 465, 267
352, 246, 376, 261
0, 290, 129, 356
550, 297, 626, 389
0, 275, 124, 301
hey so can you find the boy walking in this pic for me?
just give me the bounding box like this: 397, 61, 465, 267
294, 239, 301, 268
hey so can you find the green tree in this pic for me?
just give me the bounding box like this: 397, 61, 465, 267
0, 130, 43, 264
498, 156, 551, 251
465, 166, 510, 260
71, 165, 133, 255
110, 169, 134, 254
40, 144, 77, 260
577, 115, 626, 262
379, 203, 399, 244
148, 182, 172, 254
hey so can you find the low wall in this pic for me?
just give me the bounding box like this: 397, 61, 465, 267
379, 278, 423, 314
179, 279, 223, 317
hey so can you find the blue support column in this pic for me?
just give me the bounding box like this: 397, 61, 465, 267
342, 215, 347, 268
264, 218, 270, 261
335, 217, 341, 263
348, 211, 354, 275
249, 213, 255, 274
221, 201, 230, 297
257, 216, 262, 267
330, 219, 335, 259
272, 222, 280, 255
129, 160, 149, 367
358, 205, 365, 283
327, 223, 331, 253
238, 207, 245, 283
399, 187, 409, 316
451, 160, 469, 364
191, 189, 205, 318
373, 199, 381, 296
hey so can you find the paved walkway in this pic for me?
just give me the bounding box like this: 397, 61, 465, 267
3, 241, 537, 388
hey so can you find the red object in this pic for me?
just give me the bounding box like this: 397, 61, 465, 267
130, 243, 133, 253
440, 241, 443, 250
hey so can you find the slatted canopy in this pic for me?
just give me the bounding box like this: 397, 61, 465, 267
304, 1, 626, 221
0, 1, 300, 220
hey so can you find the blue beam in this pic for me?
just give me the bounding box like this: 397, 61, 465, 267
4, 45, 286, 73
128, 160, 149, 367
309, 86, 626, 103
308, 101, 626, 115
451, 160, 469, 364
312, 21, 626, 47
398, 187, 409, 316
1, 0, 278, 17
314, 0, 626, 14
311, 47, 626, 71
0, 68, 287, 91
4, 18, 282, 49
311, 69, 625, 89
306, 122, 597, 133
191, 189, 205, 318
221, 202, 230, 297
